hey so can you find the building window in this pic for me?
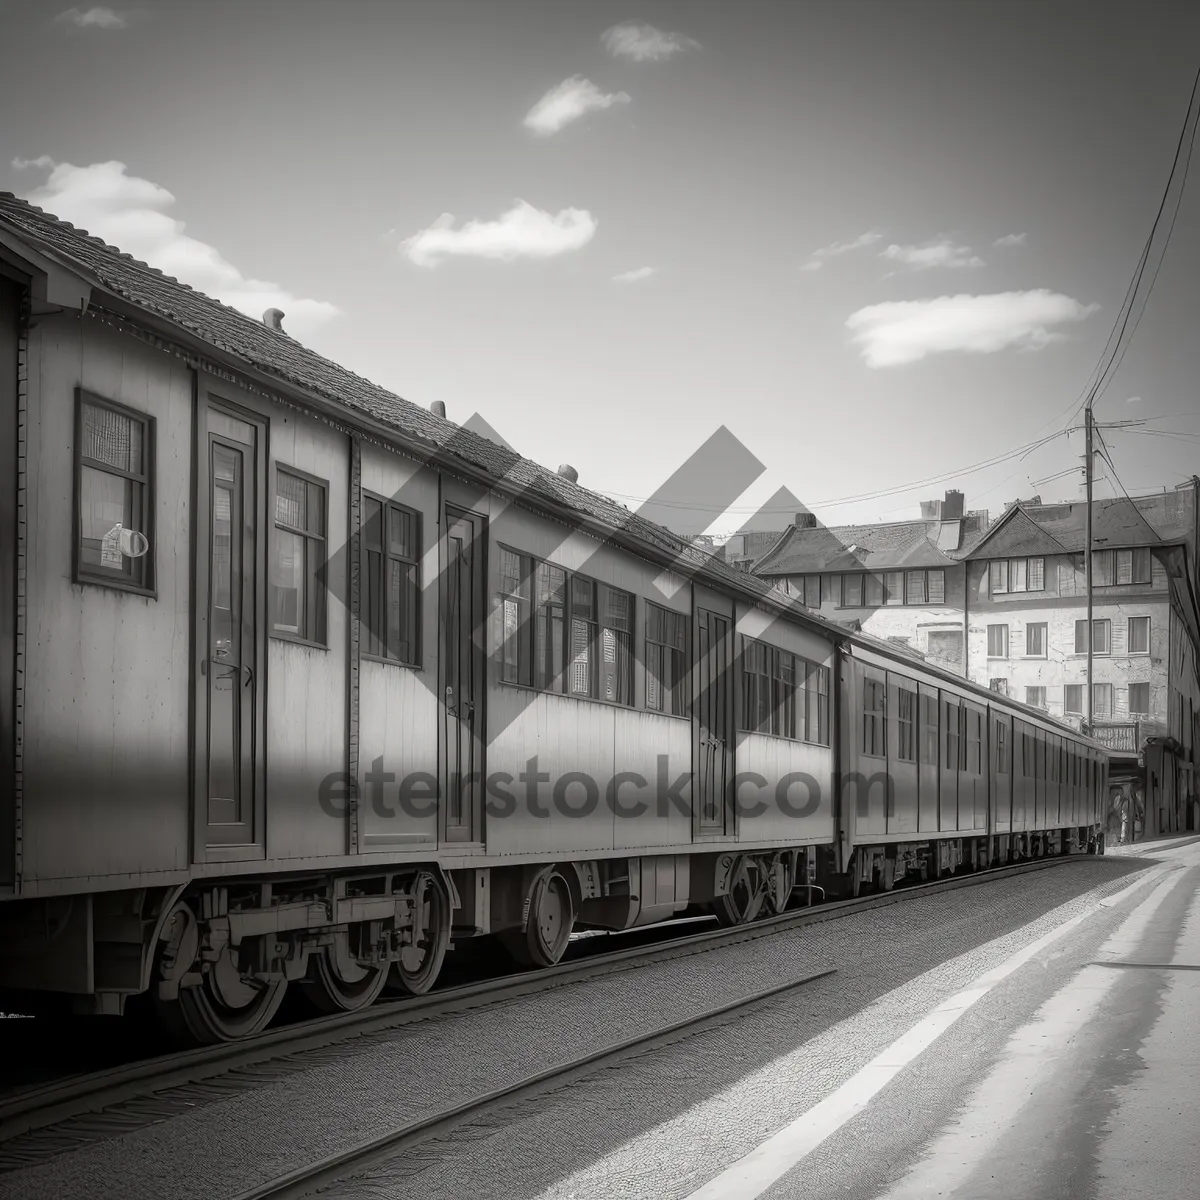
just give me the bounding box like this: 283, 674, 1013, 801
1075, 618, 1111, 655
884, 572, 904, 605
989, 677, 1008, 696
987, 624, 1009, 658
362, 496, 420, 665
1128, 616, 1150, 655
905, 572, 925, 605
272, 468, 327, 643
862, 677, 886, 757
1093, 682, 1113, 719
1096, 548, 1152, 587
1129, 682, 1150, 715
989, 557, 1045, 595
897, 686, 917, 762
1025, 622, 1047, 658
919, 692, 938, 764
1026, 686, 1047, 710
75, 391, 155, 592
803, 575, 821, 609
864, 573, 884, 606
1065, 684, 1083, 715
928, 570, 946, 604
646, 602, 689, 716
842, 573, 864, 607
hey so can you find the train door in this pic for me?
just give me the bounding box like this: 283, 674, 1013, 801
940, 695, 960, 831
441, 504, 486, 844
194, 400, 268, 860
694, 606, 734, 838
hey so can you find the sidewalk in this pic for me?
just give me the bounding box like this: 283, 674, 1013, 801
1106, 832, 1200, 857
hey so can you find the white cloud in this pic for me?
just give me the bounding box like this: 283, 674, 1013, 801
881, 237, 984, 271
55, 7, 128, 29
994, 232, 1027, 247
524, 76, 631, 136
845, 290, 1100, 368
602, 22, 700, 62
400, 200, 597, 268
612, 266, 657, 283
801, 230, 882, 271
12, 158, 339, 336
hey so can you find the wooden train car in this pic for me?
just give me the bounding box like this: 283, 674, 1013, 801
0, 194, 1108, 1045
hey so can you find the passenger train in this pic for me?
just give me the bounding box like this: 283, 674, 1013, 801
0, 195, 1109, 1045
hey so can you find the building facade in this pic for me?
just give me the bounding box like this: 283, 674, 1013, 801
960, 486, 1200, 838
752, 491, 988, 675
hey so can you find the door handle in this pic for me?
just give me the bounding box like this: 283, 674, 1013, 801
445, 685, 456, 716
244, 665, 254, 689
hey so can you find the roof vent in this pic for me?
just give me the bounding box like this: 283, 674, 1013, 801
262, 308, 285, 331
431, 401, 446, 418
557, 464, 579, 484
795, 512, 817, 529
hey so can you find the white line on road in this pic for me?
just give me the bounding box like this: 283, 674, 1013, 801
682, 860, 1188, 1200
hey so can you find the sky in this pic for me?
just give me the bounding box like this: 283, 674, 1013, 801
1, 0, 1199, 535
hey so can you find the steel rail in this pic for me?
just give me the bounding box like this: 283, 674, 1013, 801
231, 966, 840, 1200
0, 854, 1106, 1151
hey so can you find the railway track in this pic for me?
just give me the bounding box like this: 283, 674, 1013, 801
0, 855, 1091, 1175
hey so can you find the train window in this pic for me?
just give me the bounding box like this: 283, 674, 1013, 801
598, 586, 633, 705
804, 663, 830, 745
863, 678, 886, 757
568, 577, 598, 697
741, 638, 772, 733
896, 687, 917, 761
646, 603, 689, 716
362, 495, 421, 665
772, 649, 800, 739
534, 563, 566, 691
996, 721, 1009, 774
967, 709, 982, 774
919, 694, 938, 764
499, 549, 534, 686
74, 390, 156, 593
272, 467, 327, 645
945, 701, 960, 770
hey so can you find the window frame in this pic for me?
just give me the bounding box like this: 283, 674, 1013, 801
862, 676, 887, 758
987, 623, 1009, 659
1127, 615, 1151, 656
73, 388, 157, 597
1025, 685, 1047, 710
1024, 621, 1048, 658
988, 556, 1045, 596
1128, 681, 1151, 716
1065, 684, 1083, 715
1093, 681, 1113, 719
270, 463, 329, 648
360, 491, 422, 668
739, 636, 829, 745
1075, 618, 1111, 656
645, 600, 690, 718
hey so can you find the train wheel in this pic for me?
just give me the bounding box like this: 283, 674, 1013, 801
174, 946, 288, 1045
389, 870, 452, 995
501, 866, 576, 968
301, 928, 390, 1014
713, 854, 768, 927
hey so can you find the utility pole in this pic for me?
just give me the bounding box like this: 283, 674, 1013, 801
1085, 405, 1094, 736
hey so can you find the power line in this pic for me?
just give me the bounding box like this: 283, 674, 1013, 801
1048, 61, 1200, 433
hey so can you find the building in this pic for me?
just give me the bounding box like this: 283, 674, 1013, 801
959, 483, 1200, 838
752, 490, 989, 674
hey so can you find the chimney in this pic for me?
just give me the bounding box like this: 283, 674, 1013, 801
262, 308, 285, 331
794, 512, 817, 530
942, 489, 964, 520
920, 498, 942, 519
558, 464, 579, 484
430, 401, 447, 418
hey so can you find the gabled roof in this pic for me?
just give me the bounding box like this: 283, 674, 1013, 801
960, 490, 1196, 560
0, 191, 814, 621
753, 515, 976, 576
